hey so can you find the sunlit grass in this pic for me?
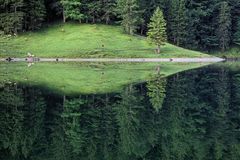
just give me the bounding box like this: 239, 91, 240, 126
0, 23, 212, 58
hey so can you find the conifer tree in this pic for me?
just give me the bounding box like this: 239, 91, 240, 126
0, 0, 24, 34
24, 0, 46, 30
147, 7, 167, 54
101, 0, 117, 24
117, 0, 143, 35
60, 0, 84, 23
168, 0, 187, 46
217, 1, 232, 52
147, 75, 167, 112
234, 18, 240, 45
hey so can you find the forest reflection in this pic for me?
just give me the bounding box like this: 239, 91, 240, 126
1, 63, 240, 160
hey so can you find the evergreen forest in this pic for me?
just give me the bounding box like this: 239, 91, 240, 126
1, 0, 240, 52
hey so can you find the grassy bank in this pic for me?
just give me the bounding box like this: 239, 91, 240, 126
0, 23, 212, 58
0, 62, 210, 94
211, 46, 240, 58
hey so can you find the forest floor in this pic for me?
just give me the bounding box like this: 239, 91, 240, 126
0, 23, 213, 58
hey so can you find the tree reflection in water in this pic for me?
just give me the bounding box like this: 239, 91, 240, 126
1, 64, 240, 160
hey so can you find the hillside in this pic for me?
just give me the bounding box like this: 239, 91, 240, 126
0, 23, 212, 58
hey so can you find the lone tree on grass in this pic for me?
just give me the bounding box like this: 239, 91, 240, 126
147, 7, 167, 54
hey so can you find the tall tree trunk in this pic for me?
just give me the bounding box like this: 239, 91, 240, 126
63, 9, 66, 23
105, 14, 110, 24
157, 45, 161, 54
177, 37, 180, 46
140, 25, 144, 35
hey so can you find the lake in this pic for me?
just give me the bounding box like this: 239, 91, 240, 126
0, 61, 240, 160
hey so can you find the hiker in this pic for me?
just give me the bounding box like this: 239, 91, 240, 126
26, 52, 34, 62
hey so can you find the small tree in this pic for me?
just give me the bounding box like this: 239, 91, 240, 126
147, 7, 167, 54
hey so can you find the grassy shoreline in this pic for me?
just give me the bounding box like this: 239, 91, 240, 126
0, 23, 212, 58
211, 46, 240, 58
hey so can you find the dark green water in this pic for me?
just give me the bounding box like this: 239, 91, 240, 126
1, 62, 240, 160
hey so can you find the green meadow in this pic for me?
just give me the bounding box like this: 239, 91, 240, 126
0, 23, 212, 58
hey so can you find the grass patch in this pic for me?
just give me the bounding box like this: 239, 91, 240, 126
211, 45, 240, 58
0, 23, 212, 58
0, 62, 211, 95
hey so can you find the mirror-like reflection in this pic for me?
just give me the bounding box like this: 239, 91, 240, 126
1, 62, 240, 160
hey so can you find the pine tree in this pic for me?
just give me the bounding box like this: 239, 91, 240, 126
147, 74, 167, 112
234, 18, 240, 45
217, 1, 232, 52
168, 0, 187, 46
147, 7, 167, 54
117, 0, 143, 35
62, 98, 84, 154
24, 0, 46, 30
86, 0, 102, 23
101, 0, 117, 24
60, 0, 84, 23
139, 0, 166, 35
0, 0, 24, 34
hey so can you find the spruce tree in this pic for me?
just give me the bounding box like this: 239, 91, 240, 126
0, 0, 24, 34
168, 0, 187, 46
234, 18, 240, 45
217, 1, 232, 52
24, 0, 46, 30
147, 75, 167, 112
60, 0, 84, 23
147, 7, 167, 54
86, 0, 101, 23
101, 0, 117, 24
117, 0, 143, 35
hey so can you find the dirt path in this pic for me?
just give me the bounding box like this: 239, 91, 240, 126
0, 57, 225, 63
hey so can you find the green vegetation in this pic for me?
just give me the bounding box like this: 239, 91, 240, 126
0, 23, 211, 58
61, 0, 84, 23
1, 0, 239, 54
217, 2, 232, 52
147, 7, 167, 54
212, 45, 240, 58
234, 19, 240, 45
1, 62, 240, 160
117, 0, 143, 35
0, 62, 210, 94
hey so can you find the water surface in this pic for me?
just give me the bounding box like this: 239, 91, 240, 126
0, 62, 240, 160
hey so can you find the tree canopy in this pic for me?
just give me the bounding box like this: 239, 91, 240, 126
0, 0, 240, 51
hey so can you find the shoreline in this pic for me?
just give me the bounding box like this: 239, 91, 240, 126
0, 57, 225, 63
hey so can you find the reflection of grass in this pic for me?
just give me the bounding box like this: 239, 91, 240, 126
0, 23, 212, 58
0, 62, 211, 95
213, 61, 240, 72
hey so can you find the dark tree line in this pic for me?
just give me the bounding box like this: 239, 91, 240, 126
0, 0, 240, 51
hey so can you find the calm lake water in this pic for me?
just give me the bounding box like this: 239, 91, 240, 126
0, 62, 240, 160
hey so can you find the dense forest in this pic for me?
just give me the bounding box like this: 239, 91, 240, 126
1, 63, 240, 160
0, 0, 240, 52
